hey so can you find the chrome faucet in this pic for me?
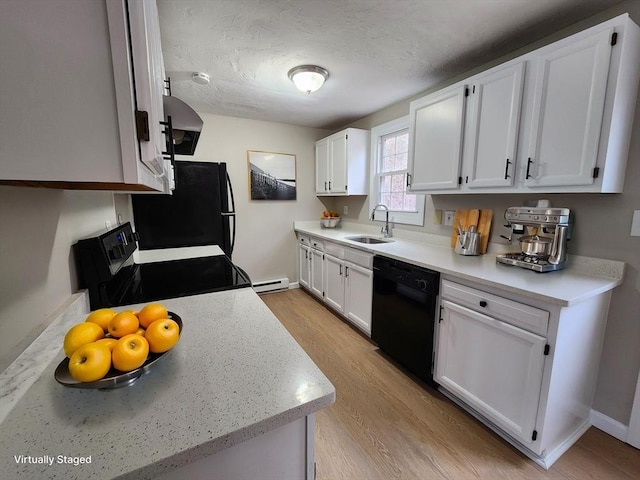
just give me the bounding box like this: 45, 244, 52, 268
370, 203, 392, 238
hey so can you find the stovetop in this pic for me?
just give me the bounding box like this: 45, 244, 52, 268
75, 223, 252, 309
114, 255, 251, 307
496, 252, 566, 273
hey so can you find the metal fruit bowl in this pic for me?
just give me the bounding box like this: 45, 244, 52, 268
320, 217, 341, 228
55, 312, 182, 389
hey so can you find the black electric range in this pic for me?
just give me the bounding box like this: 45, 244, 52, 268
74, 222, 251, 310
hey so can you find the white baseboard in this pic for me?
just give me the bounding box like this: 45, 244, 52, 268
289, 281, 300, 289
591, 409, 629, 442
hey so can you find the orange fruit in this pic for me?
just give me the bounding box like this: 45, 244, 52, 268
135, 327, 146, 336
63, 322, 105, 357
68, 342, 112, 382
108, 311, 140, 338
145, 318, 180, 353
95, 337, 118, 352
85, 308, 117, 332
112, 334, 149, 372
138, 303, 169, 328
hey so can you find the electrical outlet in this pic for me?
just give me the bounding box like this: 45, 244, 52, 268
343, 205, 349, 216
444, 210, 455, 226
434, 210, 443, 225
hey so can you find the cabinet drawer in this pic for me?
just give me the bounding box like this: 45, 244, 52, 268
324, 241, 344, 258
441, 280, 549, 336
309, 238, 324, 251
297, 234, 310, 245
344, 248, 373, 269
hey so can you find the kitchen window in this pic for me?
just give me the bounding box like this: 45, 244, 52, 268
370, 116, 425, 226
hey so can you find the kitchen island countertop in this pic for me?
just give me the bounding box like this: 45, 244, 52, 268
0, 288, 335, 479
294, 221, 625, 306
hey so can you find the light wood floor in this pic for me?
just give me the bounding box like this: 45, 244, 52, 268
260, 288, 640, 480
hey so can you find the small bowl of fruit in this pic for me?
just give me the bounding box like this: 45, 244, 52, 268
321, 211, 341, 228
55, 303, 182, 389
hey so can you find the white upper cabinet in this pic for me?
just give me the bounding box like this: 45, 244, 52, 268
525, 28, 613, 188
0, 0, 171, 193
407, 13, 640, 194
315, 128, 369, 196
408, 85, 467, 191
463, 62, 525, 189
315, 139, 330, 193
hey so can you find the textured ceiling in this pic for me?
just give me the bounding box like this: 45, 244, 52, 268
157, 0, 625, 129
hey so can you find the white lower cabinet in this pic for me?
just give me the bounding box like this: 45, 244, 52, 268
309, 247, 324, 299
343, 262, 373, 335
298, 243, 310, 289
321, 252, 374, 336
158, 415, 315, 480
298, 236, 373, 336
324, 254, 345, 312
435, 277, 612, 469
436, 300, 546, 445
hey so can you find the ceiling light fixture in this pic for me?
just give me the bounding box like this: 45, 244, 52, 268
288, 65, 329, 94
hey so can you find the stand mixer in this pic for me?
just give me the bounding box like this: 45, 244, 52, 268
496, 205, 572, 272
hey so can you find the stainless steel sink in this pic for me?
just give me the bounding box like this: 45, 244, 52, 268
345, 236, 394, 244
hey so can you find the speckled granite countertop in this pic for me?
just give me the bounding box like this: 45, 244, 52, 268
0, 288, 335, 479
294, 221, 625, 307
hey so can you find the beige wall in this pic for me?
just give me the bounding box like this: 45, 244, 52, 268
0, 187, 117, 371
335, 1, 640, 425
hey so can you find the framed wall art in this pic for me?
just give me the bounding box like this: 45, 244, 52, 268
247, 150, 297, 200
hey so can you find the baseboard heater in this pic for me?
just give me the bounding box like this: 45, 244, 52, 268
252, 277, 290, 293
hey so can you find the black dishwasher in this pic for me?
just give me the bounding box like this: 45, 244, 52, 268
371, 256, 440, 387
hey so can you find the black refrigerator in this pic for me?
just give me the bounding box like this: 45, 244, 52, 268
132, 161, 236, 258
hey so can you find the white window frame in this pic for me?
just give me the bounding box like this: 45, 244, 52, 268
369, 116, 425, 226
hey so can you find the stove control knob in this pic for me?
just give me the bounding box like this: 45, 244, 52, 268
416, 279, 428, 291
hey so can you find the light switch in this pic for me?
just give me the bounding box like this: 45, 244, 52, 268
631, 210, 640, 237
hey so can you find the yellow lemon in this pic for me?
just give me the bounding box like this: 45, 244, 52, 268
85, 308, 117, 332
108, 311, 139, 338
112, 334, 149, 372
63, 322, 105, 358
145, 318, 180, 353
95, 337, 118, 352
138, 303, 168, 328
68, 342, 112, 382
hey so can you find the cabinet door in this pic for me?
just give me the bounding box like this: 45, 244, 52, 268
408, 85, 467, 191
127, 0, 167, 180
344, 262, 373, 336
324, 254, 345, 312
328, 132, 348, 194
465, 62, 525, 188
298, 244, 310, 289
315, 139, 329, 193
436, 300, 546, 445
525, 28, 613, 187
309, 249, 324, 298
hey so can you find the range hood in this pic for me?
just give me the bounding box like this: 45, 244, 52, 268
163, 96, 203, 155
